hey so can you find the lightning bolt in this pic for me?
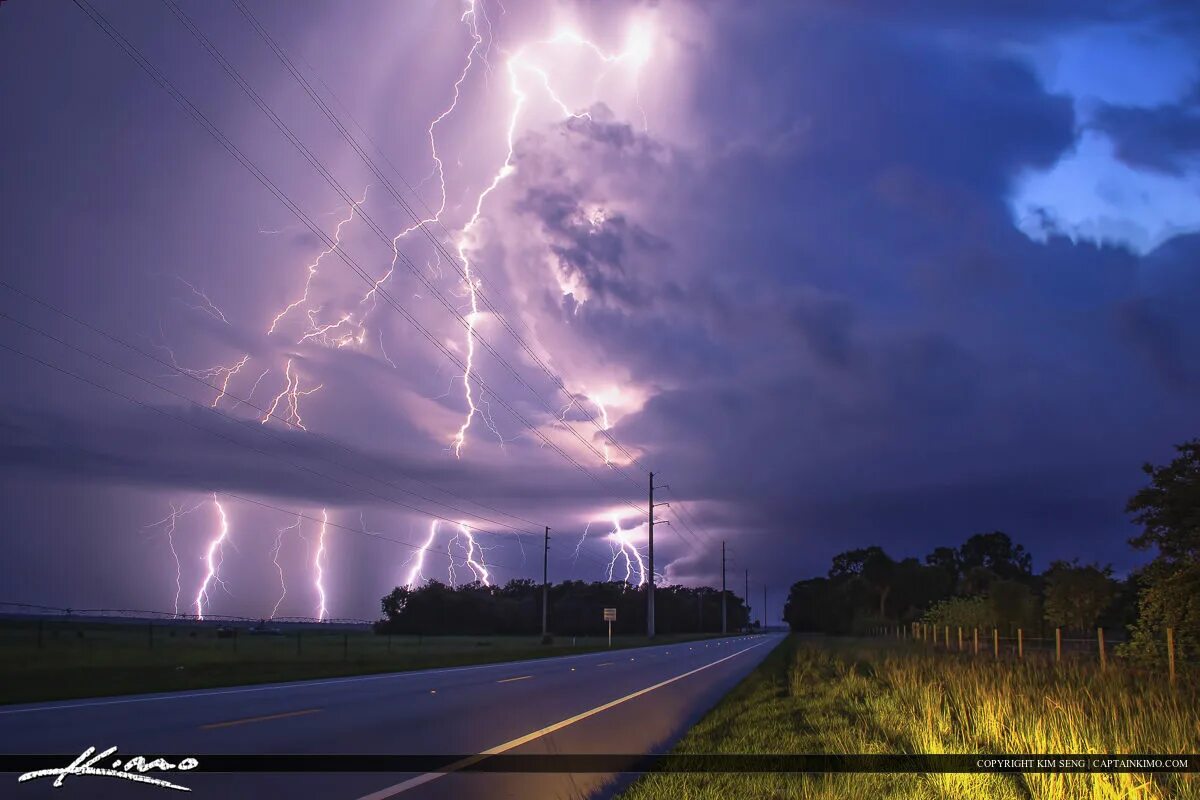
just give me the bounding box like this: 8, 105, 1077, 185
268, 187, 368, 336
605, 515, 646, 586
145, 500, 204, 617
572, 520, 593, 569
403, 520, 440, 587
429, 14, 653, 457
457, 522, 491, 585
194, 494, 231, 620
176, 276, 230, 324
270, 515, 300, 619
261, 357, 323, 430
314, 508, 329, 621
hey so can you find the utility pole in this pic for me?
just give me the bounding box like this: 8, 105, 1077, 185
648, 472, 669, 638
745, 569, 749, 628
541, 526, 549, 639
648, 472, 654, 638
721, 541, 727, 634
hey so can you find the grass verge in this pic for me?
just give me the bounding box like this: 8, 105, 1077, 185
619, 636, 1199, 800
0, 619, 721, 705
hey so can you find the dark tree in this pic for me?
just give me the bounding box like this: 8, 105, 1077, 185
959, 532, 1032, 581
1124, 439, 1200, 662
1042, 561, 1116, 632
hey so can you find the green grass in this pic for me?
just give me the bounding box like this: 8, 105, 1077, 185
620, 636, 1200, 800
0, 619, 719, 705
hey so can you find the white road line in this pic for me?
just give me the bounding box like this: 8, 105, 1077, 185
355, 638, 772, 799
0, 637, 754, 716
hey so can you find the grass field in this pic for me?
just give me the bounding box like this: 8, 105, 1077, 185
621, 636, 1199, 800
0, 618, 717, 705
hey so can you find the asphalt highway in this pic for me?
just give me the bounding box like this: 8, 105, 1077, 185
0, 633, 784, 799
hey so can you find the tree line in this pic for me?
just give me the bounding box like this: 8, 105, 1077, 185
377, 579, 750, 637
783, 437, 1200, 662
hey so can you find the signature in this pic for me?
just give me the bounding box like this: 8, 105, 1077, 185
18, 746, 198, 792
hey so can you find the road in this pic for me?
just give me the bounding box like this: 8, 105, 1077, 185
0, 633, 784, 799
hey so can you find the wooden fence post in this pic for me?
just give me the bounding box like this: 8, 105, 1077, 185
1055, 627, 1061, 663
1098, 628, 1106, 670
958, 626, 963, 652
944, 626, 950, 650
1167, 628, 1176, 687
993, 628, 999, 659
1018, 628, 1023, 659
973, 627, 979, 655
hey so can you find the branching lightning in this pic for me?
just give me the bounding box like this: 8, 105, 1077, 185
605, 515, 646, 586
402, 520, 440, 587
261, 358, 323, 430
457, 522, 491, 585
194, 495, 231, 620
414, 4, 653, 458
314, 508, 329, 621
270, 515, 301, 619
145, 501, 204, 617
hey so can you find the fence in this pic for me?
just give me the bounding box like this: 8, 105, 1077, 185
867, 623, 1190, 687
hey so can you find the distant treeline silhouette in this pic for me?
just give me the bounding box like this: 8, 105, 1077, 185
784, 437, 1200, 664
377, 579, 750, 637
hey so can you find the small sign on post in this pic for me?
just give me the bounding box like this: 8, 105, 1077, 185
603, 607, 616, 648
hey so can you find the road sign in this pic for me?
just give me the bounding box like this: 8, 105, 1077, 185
603, 607, 616, 647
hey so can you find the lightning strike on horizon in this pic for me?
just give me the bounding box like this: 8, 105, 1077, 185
270, 515, 301, 619
194, 495, 231, 620
145, 501, 204, 617
403, 520, 440, 587
314, 508, 329, 621
457, 522, 491, 585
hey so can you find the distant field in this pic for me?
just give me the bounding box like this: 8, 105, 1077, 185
621, 636, 1200, 800
0, 618, 719, 705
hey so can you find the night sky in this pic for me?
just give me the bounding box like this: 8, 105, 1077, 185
2, 0, 1199, 622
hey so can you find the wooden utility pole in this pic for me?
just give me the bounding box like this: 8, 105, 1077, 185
647, 473, 670, 638
541, 526, 550, 639
721, 541, 727, 634
648, 472, 655, 638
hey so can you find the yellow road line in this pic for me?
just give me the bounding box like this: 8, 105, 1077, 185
496, 675, 533, 684
356, 638, 770, 799
200, 708, 321, 730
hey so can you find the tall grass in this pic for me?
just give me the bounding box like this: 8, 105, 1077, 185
621, 637, 1199, 799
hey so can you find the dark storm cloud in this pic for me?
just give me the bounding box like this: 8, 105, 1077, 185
1092, 97, 1200, 175
5, 0, 1200, 611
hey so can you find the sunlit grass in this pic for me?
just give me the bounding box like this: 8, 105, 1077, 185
621, 637, 1199, 800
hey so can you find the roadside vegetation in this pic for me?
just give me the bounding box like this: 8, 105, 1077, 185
620, 636, 1200, 800
0, 620, 718, 705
